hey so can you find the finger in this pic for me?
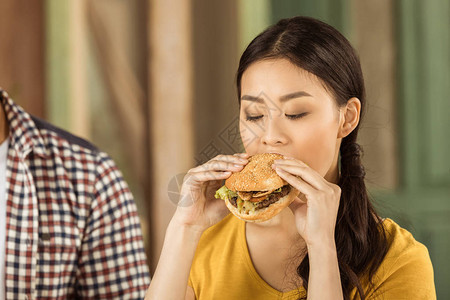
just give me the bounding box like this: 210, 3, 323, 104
273, 166, 317, 197
234, 152, 249, 158
208, 154, 248, 165
213, 154, 248, 164
272, 162, 328, 190
185, 170, 232, 185
191, 158, 247, 173
192, 154, 248, 170
274, 157, 308, 167
209, 155, 248, 168
206, 160, 247, 172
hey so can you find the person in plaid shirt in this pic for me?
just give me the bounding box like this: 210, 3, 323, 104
0, 88, 151, 299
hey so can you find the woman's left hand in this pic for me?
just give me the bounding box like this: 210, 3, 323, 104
272, 157, 341, 248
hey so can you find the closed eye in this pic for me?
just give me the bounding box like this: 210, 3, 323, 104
245, 113, 308, 122
245, 115, 263, 122
285, 113, 308, 120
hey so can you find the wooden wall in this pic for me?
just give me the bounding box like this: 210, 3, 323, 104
0, 0, 45, 117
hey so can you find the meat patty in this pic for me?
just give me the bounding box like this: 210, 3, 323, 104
255, 185, 291, 210
230, 196, 238, 207
229, 185, 291, 210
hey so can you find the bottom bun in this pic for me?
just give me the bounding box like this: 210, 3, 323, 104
224, 187, 300, 223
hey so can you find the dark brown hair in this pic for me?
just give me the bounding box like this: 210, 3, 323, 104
236, 16, 390, 300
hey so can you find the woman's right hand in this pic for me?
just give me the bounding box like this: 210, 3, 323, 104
171, 153, 249, 233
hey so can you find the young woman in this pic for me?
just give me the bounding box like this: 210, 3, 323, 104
145, 16, 436, 300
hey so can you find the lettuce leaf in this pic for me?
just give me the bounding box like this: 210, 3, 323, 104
215, 185, 237, 200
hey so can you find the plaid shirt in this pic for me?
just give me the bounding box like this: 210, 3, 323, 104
0, 89, 150, 299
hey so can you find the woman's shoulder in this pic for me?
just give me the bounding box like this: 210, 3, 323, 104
381, 218, 429, 259
191, 213, 242, 275
367, 218, 436, 298
196, 213, 243, 247
189, 213, 248, 293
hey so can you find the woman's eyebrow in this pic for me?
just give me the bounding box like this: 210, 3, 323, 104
279, 91, 312, 102
240, 91, 312, 102
240, 95, 264, 103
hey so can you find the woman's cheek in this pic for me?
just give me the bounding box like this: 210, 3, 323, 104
298, 125, 337, 176
239, 120, 261, 151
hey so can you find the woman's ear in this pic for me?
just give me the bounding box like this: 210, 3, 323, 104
337, 97, 361, 138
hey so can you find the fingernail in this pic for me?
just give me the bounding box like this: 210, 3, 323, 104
234, 164, 243, 167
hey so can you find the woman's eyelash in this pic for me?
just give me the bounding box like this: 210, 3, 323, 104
285, 113, 308, 120
245, 113, 308, 122
245, 115, 263, 122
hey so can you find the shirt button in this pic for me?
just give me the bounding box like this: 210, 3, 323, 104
26, 236, 32, 247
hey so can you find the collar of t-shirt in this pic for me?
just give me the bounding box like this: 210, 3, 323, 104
0, 137, 9, 300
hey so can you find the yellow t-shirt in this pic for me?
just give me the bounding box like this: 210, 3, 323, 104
188, 214, 436, 300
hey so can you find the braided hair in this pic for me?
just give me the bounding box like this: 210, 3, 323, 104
236, 16, 390, 300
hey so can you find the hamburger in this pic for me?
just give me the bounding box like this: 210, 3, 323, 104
214, 153, 299, 222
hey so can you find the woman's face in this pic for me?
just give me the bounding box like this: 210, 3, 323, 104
239, 58, 344, 183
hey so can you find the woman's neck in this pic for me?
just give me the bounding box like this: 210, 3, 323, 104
326, 145, 342, 185
249, 208, 304, 245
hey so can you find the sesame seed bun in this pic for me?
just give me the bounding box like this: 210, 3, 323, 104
225, 153, 287, 191
223, 153, 300, 222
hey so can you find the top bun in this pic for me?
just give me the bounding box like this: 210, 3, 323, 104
225, 153, 287, 192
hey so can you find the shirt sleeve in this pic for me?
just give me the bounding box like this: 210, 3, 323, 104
368, 242, 436, 300
75, 152, 151, 299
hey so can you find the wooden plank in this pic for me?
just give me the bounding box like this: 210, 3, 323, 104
0, 0, 45, 117
45, 0, 90, 139
192, 0, 241, 158
396, 0, 423, 188
394, 2, 450, 294
85, 0, 151, 268
148, 0, 195, 274
87, 0, 146, 177
45, 0, 71, 129
373, 188, 450, 217
351, 0, 398, 191
238, 0, 271, 53
68, 0, 90, 139
421, 0, 450, 185
269, 0, 350, 35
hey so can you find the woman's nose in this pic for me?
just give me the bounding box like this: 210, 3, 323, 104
260, 120, 288, 146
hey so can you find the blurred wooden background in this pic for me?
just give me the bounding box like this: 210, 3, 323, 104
0, 0, 448, 297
